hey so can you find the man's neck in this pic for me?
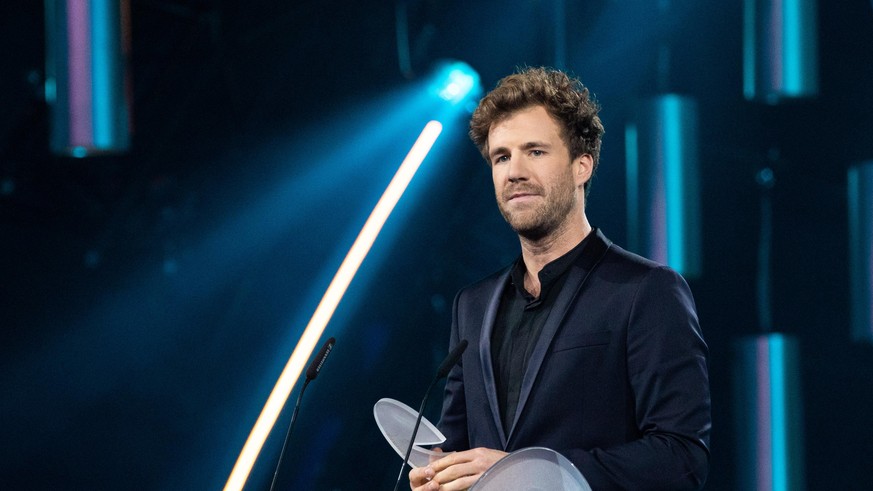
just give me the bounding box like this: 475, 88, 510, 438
519, 214, 592, 297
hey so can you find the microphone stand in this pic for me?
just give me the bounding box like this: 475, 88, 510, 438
268, 337, 335, 491
392, 376, 440, 491
269, 378, 311, 491
392, 339, 467, 491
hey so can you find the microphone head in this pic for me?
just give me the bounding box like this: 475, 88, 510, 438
436, 339, 468, 379
306, 337, 336, 381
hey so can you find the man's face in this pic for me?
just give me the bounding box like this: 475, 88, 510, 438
487, 105, 591, 240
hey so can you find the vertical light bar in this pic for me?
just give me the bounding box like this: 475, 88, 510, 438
625, 124, 639, 253
848, 162, 873, 343
626, 95, 701, 277
66, 0, 93, 148
663, 96, 686, 272
91, 0, 117, 148
45, 0, 131, 156
768, 336, 787, 491
753, 339, 773, 490
744, 0, 819, 103
743, 0, 757, 100
224, 121, 443, 491
734, 334, 805, 491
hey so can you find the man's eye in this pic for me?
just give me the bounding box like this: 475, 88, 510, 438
494, 155, 509, 164
530, 150, 544, 156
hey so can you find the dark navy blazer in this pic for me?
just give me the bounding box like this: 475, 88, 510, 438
438, 229, 711, 490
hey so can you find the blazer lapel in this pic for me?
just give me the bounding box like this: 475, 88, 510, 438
505, 230, 612, 444
478, 269, 511, 448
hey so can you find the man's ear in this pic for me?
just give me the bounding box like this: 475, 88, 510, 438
574, 154, 594, 189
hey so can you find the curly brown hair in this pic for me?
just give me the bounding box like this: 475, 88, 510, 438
469, 67, 605, 197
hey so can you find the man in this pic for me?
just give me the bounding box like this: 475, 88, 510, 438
409, 67, 711, 490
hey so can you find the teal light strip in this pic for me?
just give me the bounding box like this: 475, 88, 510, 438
90, 0, 114, 148
662, 96, 686, 274
848, 163, 873, 342
625, 123, 639, 252
782, 0, 801, 95
848, 167, 860, 340
768, 335, 788, 491
743, 0, 757, 99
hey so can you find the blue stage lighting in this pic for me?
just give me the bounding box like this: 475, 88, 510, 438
743, 0, 819, 103
45, 0, 132, 156
625, 95, 702, 278
432, 61, 480, 105
734, 334, 805, 491
848, 162, 873, 343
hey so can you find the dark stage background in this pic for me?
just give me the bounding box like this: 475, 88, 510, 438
3, 1, 873, 489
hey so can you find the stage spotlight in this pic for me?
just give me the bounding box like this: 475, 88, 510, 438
431, 61, 481, 105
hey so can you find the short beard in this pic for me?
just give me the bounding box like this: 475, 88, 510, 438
498, 178, 577, 241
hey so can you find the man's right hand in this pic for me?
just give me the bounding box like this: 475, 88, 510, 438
409, 448, 443, 490
409, 447, 508, 491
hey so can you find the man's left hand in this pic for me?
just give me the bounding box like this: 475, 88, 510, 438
417, 447, 508, 491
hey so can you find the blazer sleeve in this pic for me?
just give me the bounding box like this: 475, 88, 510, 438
437, 290, 470, 451
570, 266, 711, 491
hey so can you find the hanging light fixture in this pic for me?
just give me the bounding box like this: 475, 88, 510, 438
743, 0, 819, 103
625, 95, 702, 278
45, 0, 132, 157
848, 162, 873, 343
733, 334, 806, 491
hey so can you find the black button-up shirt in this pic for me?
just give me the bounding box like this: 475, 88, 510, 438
491, 235, 591, 434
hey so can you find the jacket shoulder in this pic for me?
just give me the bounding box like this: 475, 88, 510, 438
599, 243, 690, 287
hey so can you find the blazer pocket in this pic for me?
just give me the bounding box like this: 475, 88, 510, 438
552, 330, 612, 352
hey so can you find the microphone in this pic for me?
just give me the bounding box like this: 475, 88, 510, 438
436, 340, 468, 379
269, 337, 336, 491
392, 339, 468, 491
306, 336, 335, 381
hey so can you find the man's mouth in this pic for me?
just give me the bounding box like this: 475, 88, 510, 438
505, 189, 541, 201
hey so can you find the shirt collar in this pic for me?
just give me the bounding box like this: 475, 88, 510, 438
509, 230, 594, 298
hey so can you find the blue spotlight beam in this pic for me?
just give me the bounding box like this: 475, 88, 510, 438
223, 121, 443, 491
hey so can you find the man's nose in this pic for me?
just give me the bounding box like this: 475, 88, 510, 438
507, 155, 529, 182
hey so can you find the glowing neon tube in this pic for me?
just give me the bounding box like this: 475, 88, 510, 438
224, 120, 443, 491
